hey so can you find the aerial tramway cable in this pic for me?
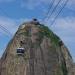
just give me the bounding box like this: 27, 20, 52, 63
50, 0, 69, 27
45, 0, 62, 21
0, 24, 13, 37
42, 0, 55, 21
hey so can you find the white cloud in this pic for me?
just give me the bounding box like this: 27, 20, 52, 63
65, 0, 75, 10
0, 16, 19, 37
21, 0, 52, 9
0, 0, 74, 12
67, 0, 75, 6
0, 0, 75, 10
20, 0, 75, 13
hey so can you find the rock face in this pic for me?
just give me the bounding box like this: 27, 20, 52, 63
71, 63, 75, 75
0, 20, 74, 75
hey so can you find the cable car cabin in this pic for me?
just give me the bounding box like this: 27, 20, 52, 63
16, 48, 25, 55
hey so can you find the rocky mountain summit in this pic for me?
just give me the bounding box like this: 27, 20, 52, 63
0, 19, 75, 75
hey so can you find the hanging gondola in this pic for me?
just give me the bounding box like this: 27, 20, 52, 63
16, 48, 25, 55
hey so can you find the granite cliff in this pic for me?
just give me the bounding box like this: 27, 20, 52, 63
0, 19, 74, 75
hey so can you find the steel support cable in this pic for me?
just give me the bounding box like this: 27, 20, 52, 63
45, 0, 62, 21
0, 24, 13, 37
45, 0, 69, 42
42, 0, 55, 21
0, 26, 12, 37
50, 0, 69, 27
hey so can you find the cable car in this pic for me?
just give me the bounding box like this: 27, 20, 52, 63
16, 48, 25, 55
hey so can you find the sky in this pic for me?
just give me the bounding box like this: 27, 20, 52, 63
0, 0, 75, 62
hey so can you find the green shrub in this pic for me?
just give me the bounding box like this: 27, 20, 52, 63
38, 25, 60, 46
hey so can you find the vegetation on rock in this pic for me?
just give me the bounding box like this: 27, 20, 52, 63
38, 24, 60, 46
